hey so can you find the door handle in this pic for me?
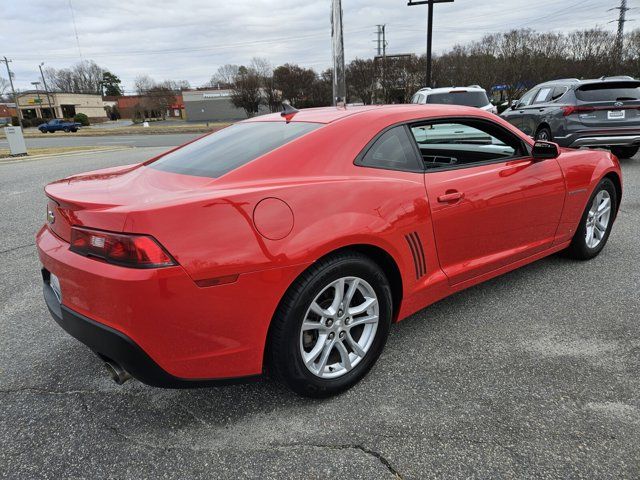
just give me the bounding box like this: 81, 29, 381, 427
437, 191, 464, 203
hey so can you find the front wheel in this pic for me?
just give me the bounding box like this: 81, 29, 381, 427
611, 146, 639, 159
565, 178, 617, 260
267, 252, 392, 397
63, 127, 70, 133
535, 126, 553, 141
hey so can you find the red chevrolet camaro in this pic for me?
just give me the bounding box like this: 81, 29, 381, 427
37, 104, 622, 397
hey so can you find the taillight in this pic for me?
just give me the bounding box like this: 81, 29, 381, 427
70, 227, 176, 268
563, 106, 595, 116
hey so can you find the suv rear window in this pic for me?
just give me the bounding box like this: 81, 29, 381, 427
150, 122, 321, 178
426, 91, 489, 107
576, 82, 640, 102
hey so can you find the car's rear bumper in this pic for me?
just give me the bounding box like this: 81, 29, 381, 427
36, 225, 308, 384
555, 131, 640, 148
42, 271, 259, 388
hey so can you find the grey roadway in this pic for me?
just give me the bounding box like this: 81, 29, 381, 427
0, 132, 200, 149
1, 147, 639, 479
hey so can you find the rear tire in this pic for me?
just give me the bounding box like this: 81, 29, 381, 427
267, 251, 393, 398
565, 178, 617, 260
610, 146, 639, 159
535, 126, 553, 141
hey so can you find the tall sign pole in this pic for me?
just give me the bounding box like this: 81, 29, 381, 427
2, 56, 23, 128
331, 0, 346, 105
407, 0, 454, 88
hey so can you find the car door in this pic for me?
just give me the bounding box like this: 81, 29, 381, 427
410, 118, 566, 285
503, 89, 538, 132
521, 86, 554, 136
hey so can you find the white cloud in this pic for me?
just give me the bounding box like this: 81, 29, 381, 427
2, 0, 618, 92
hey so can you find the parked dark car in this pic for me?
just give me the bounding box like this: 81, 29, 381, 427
501, 76, 640, 159
38, 119, 81, 133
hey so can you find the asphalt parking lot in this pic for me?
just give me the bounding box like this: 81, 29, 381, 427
1, 147, 639, 479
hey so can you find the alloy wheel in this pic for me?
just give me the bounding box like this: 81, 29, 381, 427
300, 276, 379, 379
585, 190, 611, 249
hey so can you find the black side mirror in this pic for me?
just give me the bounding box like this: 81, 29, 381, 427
511, 100, 519, 110
532, 141, 560, 160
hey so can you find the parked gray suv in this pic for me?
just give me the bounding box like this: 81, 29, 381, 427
501, 76, 640, 158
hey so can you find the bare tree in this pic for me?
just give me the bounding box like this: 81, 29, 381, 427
0, 76, 10, 101
209, 64, 240, 88
346, 58, 375, 104
45, 60, 106, 94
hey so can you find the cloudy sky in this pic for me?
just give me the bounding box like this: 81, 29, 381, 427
2, 0, 622, 92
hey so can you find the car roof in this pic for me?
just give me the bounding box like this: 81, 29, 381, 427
243, 104, 497, 125
537, 76, 639, 88
415, 86, 487, 94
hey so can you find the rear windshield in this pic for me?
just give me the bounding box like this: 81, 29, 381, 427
426, 91, 489, 107
576, 82, 640, 102
150, 122, 321, 178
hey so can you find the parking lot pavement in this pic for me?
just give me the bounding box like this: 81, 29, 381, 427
0, 132, 200, 150
1, 149, 639, 479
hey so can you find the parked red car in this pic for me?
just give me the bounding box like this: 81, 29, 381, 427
37, 105, 622, 397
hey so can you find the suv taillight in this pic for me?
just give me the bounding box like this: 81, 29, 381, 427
70, 227, 176, 268
563, 106, 595, 116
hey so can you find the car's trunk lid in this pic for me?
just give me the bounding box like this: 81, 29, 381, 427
45, 162, 213, 242
573, 81, 640, 128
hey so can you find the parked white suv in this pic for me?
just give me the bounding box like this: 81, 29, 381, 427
411, 86, 498, 114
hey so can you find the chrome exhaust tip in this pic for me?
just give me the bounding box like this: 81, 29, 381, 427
103, 359, 132, 385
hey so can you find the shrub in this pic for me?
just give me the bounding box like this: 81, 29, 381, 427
74, 113, 90, 126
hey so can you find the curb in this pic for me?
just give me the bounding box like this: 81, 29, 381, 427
0, 146, 134, 165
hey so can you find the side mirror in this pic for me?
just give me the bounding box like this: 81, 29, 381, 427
532, 141, 560, 160
510, 100, 519, 110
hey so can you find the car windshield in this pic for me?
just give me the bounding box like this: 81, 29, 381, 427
576, 82, 640, 102
426, 91, 490, 107
150, 121, 321, 178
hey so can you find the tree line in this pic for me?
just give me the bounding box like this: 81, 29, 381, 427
4, 27, 638, 116
222, 28, 640, 115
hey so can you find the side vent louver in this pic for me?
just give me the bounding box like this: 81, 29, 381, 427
405, 232, 426, 279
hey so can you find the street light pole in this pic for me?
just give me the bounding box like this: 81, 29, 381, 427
407, 0, 454, 88
2, 56, 23, 128
39, 63, 56, 118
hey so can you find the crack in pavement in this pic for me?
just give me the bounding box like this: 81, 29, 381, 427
0, 387, 103, 395
270, 443, 404, 479
0, 242, 35, 255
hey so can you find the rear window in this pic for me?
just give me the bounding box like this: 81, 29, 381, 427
576, 82, 640, 102
150, 122, 321, 178
426, 91, 490, 107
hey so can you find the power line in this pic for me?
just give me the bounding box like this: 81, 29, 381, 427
67, 0, 83, 61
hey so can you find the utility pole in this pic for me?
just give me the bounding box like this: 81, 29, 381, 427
331, 0, 346, 105
610, 0, 630, 64
39, 62, 56, 119
2, 56, 23, 128
407, 0, 454, 87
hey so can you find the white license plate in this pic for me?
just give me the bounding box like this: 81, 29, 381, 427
608, 110, 625, 120
49, 272, 62, 303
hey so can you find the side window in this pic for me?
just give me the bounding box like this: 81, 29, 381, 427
551, 86, 568, 101
409, 121, 527, 170
533, 87, 553, 104
358, 125, 422, 172
518, 89, 538, 107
